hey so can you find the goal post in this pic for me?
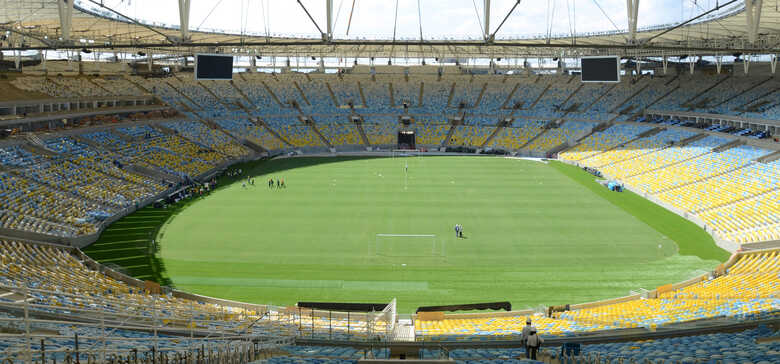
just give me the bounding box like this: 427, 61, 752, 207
391, 149, 423, 158
373, 234, 444, 257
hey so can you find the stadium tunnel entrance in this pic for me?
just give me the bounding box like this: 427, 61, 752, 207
398, 130, 415, 149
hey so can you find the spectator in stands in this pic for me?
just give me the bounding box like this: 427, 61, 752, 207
521, 318, 535, 358
525, 329, 544, 360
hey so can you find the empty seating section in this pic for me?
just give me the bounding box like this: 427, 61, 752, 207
0, 145, 42, 168
265, 117, 322, 147
466, 115, 498, 125
214, 118, 287, 150
0, 171, 102, 236
9, 74, 780, 123
559, 123, 654, 162
563, 83, 614, 121
162, 120, 250, 157
301, 79, 336, 114
488, 120, 546, 150
696, 77, 763, 112
0, 240, 394, 351
544, 325, 779, 364
450, 81, 482, 108
716, 79, 780, 114
390, 79, 419, 108
135, 78, 198, 110
267, 76, 306, 109
587, 81, 638, 115
524, 121, 595, 154
477, 82, 514, 113
360, 80, 392, 113
655, 159, 780, 213
118, 124, 164, 139
202, 80, 248, 107
103, 125, 223, 178
416, 122, 450, 146
16, 153, 130, 210
232, 74, 286, 115
419, 80, 452, 115
625, 145, 769, 193
362, 123, 396, 145
578, 128, 698, 168
11, 77, 75, 98
416, 251, 780, 340
515, 79, 576, 119
699, 190, 780, 243
91, 77, 146, 96
618, 81, 668, 114
0, 241, 280, 332
652, 75, 726, 112
449, 126, 495, 147
599, 135, 729, 179
504, 80, 547, 111
330, 80, 362, 106
0, 136, 168, 237
318, 123, 362, 146
51, 77, 114, 98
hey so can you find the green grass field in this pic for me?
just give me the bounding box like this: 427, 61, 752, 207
85, 156, 728, 313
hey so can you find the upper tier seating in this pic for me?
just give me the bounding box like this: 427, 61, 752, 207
559, 123, 655, 162
10, 77, 77, 98
214, 118, 288, 150
317, 122, 363, 146
91, 77, 147, 97
162, 120, 251, 158
523, 121, 596, 154
487, 120, 547, 150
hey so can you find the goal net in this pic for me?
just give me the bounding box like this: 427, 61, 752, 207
372, 234, 444, 257
391, 149, 423, 158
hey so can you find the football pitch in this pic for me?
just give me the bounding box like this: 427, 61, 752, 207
88, 156, 729, 313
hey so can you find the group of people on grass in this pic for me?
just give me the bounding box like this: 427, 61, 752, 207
268, 178, 285, 189
454, 224, 464, 238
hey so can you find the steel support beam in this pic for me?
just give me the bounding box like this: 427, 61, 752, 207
626, 0, 640, 44
326, 0, 334, 42
178, 0, 191, 42
745, 0, 763, 44
57, 0, 75, 42
484, 0, 491, 41
487, 0, 522, 43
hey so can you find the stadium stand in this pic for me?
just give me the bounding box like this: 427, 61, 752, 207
487, 120, 547, 150
523, 121, 596, 155
415, 249, 780, 340
542, 325, 779, 363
